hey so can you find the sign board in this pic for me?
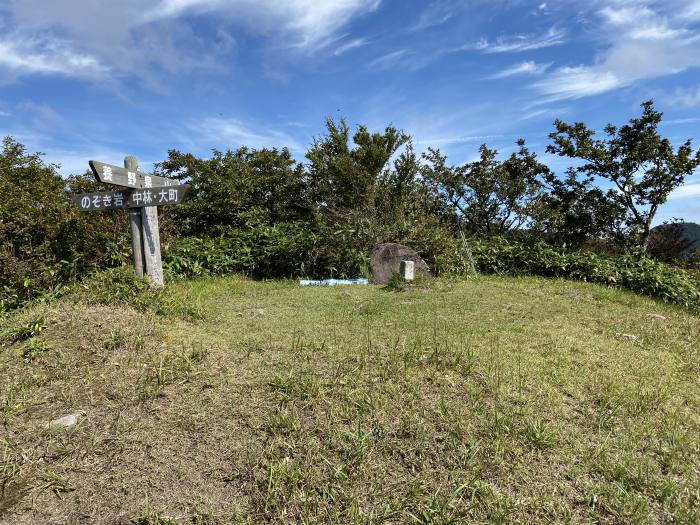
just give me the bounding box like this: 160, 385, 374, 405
89, 160, 177, 189
72, 185, 190, 211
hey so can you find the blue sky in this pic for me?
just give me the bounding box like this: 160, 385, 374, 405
1, 0, 700, 224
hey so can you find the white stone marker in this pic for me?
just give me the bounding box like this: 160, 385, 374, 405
400, 260, 415, 281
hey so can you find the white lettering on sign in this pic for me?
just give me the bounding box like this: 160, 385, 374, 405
114, 192, 124, 207
168, 188, 178, 202
92, 195, 101, 208
144, 175, 152, 188
127, 171, 136, 186
133, 191, 142, 206
103, 195, 113, 206
158, 189, 168, 203
143, 190, 153, 205
102, 166, 113, 182
81, 196, 91, 208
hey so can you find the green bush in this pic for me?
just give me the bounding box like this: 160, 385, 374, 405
471, 237, 700, 310
0, 138, 130, 311
164, 220, 372, 280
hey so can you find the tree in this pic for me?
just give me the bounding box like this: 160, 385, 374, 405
647, 220, 698, 264
533, 168, 627, 249
306, 118, 409, 212
0, 137, 128, 309
547, 101, 700, 251
156, 146, 309, 236
421, 140, 549, 236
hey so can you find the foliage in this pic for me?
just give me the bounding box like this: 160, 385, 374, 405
471, 237, 700, 310
0, 137, 130, 310
163, 221, 373, 279
647, 220, 699, 264
548, 100, 700, 251
156, 146, 310, 236
534, 168, 627, 250
421, 139, 549, 236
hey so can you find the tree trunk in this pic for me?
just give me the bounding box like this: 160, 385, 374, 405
640, 221, 652, 253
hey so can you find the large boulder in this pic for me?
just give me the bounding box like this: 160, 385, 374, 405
370, 243, 432, 284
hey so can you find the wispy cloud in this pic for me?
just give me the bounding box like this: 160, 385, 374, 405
414, 134, 504, 146
410, 0, 455, 31
144, 0, 381, 51
0, 35, 108, 79
333, 37, 368, 56
469, 27, 566, 54
664, 117, 700, 125
367, 49, 412, 70
193, 117, 304, 152
532, 5, 700, 102
668, 86, 700, 108
669, 181, 700, 200
0, 0, 381, 86
488, 60, 551, 79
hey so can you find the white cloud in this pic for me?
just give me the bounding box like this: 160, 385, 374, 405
470, 27, 566, 54
334, 37, 368, 56
411, 1, 455, 31
532, 4, 700, 101
669, 181, 700, 200
144, 0, 381, 50
414, 134, 504, 146
0, 35, 108, 79
0, 0, 380, 85
668, 86, 700, 108
193, 117, 304, 152
664, 117, 700, 125
367, 49, 411, 70
488, 61, 551, 79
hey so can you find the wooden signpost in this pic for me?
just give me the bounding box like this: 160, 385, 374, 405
72, 156, 189, 286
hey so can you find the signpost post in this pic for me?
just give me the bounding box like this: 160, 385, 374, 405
73, 156, 189, 286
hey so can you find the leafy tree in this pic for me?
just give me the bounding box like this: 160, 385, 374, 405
647, 219, 698, 264
421, 140, 549, 236
156, 146, 309, 236
533, 168, 627, 249
306, 118, 409, 212
0, 137, 128, 309
547, 101, 700, 251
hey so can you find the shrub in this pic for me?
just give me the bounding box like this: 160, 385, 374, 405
471, 237, 700, 310
0, 138, 130, 311
164, 222, 332, 279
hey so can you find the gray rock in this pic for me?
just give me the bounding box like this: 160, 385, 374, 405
615, 333, 638, 341
370, 243, 431, 285
46, 411, 85, 430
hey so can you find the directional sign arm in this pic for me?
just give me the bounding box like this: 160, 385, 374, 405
72, 184, 190, 211
89, 160, 178, 189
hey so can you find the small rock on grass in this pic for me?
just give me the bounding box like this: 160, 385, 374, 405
615, 333, 638, 341
46, 411, 85, 430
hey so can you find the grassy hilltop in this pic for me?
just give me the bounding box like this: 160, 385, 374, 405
1, 275, 699, 524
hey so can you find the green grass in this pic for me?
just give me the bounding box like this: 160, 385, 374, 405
0, 275, 698, 524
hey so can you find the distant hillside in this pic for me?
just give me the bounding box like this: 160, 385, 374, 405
649, 221, 700, 260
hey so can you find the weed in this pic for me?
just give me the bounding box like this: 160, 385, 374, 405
21, 338, 51, 362
0, 438, 20, 482
519, 418, 555, 450
40, 469, 71, 498
103, 329, 127, 351
139, 343, 208, 400
1, 317, 46, 345
131, 499, 177, 524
